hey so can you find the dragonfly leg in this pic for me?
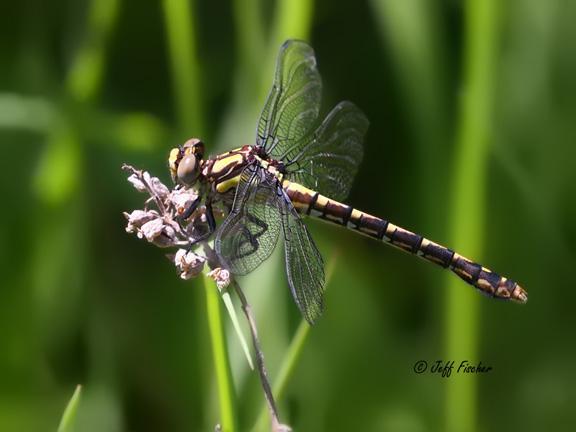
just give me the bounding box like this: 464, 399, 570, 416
205, 200, 216, 233
186, 200, 217, 247
179, 195, 201, 220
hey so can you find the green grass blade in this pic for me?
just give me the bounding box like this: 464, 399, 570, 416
232, 0, 265, 90
221, 288, 255, 370
264, 0, 314, 99
369, 0, 449, 232
204, 275, 237, 432
445, 1, 501, 431
270, 0, 314, 46
217, 0, 314, 152
57, 385, 82, 432
162, 0, 205, 139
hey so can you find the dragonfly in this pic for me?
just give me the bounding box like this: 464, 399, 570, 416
168, 40, 528, 324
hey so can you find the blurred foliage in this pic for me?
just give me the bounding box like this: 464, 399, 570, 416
1, 0, 575, 431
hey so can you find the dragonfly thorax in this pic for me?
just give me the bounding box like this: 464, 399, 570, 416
251, 145, 287, 173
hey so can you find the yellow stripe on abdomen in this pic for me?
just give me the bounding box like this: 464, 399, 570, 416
282, 179, 528, 304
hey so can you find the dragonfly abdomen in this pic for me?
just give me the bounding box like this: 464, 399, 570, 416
283, 179, 527, 304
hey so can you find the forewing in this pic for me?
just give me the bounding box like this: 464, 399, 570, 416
257, 40, 322, 158
283, 101, 369, 201
279, 190, 325, 324
215, 165, 282, 275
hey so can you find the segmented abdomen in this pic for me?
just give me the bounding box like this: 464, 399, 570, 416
282, 179, 528, 303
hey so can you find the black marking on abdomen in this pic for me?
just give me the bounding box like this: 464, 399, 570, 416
306, 192, 319, 216
376, 219, 389, 239
476, 269, 501, 297
358, 213, 388, 238
342, 205, 354, 226
480, 269, 501, 289
324, 201, 353, 224
420, 241, 455, 268
303, 196, 527, 303
389, 227, 423, 253
451, 255, 482, 285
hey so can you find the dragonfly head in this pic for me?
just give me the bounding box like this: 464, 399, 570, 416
169, 138, 205, 186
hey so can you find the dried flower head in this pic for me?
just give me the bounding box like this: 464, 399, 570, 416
207, 267, 231, 290
169, 187, 199, 217
122, 163, 290, 431
174, 249, 206, 279
122, 164, 214, 276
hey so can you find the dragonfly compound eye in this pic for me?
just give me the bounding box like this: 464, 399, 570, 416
182, 138, 204, 157
169, 138, 205, 185
177, 153, 199, 186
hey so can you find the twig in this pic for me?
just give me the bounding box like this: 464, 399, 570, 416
231, 280, 290, 432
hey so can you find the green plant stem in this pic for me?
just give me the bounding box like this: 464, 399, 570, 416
232, 0, 265, 92
205, 275, 237, 432
270, 0, 314, 46
252, 254, 338, 432
232, 281, 280, 429
252, 321, 308, 432
265, 0, 314, 99
445, 1, 500, 432
370, 0, 449, 233
162, 0, 205, 138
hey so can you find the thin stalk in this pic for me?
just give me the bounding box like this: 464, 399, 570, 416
162, 0, 205, 139
205, 275, 238, 432
251, 254, 338, 432
251, 322, 306, 432
445, 1, 500, 432
231, 281, 281, 429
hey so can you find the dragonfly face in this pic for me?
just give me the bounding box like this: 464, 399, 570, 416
168, 40, 527, 324
169, 138, 205, 186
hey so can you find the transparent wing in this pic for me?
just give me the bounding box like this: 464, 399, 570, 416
282, 101, 369, 201
215, 165, 282, 275
278, 190, 325, 324
257, 40, 322, 158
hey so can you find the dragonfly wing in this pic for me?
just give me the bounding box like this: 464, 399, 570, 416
283, 101, 369, 201
257, 40, 322, 158
215, 165, 282, 276
279, 190, 326, 324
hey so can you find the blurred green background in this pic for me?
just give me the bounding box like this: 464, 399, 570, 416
1, 0, 575, 431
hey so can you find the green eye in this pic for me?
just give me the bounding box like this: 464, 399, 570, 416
177, 153, 199, 185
